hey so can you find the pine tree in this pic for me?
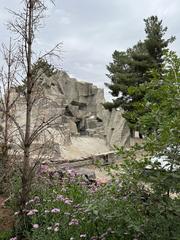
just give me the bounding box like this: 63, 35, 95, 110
144, 16, 175, 72
104, 50, 133, 110
105, 16, 175, 135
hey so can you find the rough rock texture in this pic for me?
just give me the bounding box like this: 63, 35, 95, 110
0, 71, 131, 160
102, 109, 130, 147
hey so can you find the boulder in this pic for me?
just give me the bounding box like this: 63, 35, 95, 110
103, 109, 130, 148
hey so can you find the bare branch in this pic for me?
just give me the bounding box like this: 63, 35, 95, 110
29, 113, 61, 144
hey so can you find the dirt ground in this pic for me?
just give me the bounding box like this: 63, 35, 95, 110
61, 136, 110, 160
0, 196, 14, 232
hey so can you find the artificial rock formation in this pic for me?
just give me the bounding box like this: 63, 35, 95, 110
0, 70, 131, 161
38, 70, 131, 147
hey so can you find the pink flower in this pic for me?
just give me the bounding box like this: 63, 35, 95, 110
33, 224, 39, 229
56, 195, 65, 201
10, 237, 17, 240
69, 219, 79, 226
80, 234, 86, 238
27, 209, 38, 216
67, 169, 76, 177
64, 199, 73, 205
51, 208, 60, 213
56, 195, 73, 205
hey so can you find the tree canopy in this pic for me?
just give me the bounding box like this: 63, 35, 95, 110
104, 16, 175, 135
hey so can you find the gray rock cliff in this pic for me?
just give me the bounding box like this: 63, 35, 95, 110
0, 70, 131, 160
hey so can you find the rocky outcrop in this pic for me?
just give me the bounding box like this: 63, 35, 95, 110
0, 70, 131, 161
102, 109, 131, 147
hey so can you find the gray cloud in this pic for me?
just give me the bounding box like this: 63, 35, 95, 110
0, 0, 180, 99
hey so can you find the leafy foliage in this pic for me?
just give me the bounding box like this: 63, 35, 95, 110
105, 16, 175, 133
8, 50, 180, 240
15, 59, 57, 93
9, 161, 180, 240
0, 231, 12, 240
138, 51, 180, 196
32, 59, 57, 78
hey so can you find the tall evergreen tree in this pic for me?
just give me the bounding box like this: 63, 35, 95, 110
105, 16, 175, 135
144, 16, 175, 71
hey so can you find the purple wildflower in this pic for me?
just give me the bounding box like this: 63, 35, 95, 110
51, 208, 60, 213
32, 224, 39, 229
56, 195, 65, 201
69, 219, 79, 226
27, 209, 38, 216
64, 199, 73, 205
56, 195, 73, 205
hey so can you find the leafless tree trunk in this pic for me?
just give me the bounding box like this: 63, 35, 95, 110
0, 39, 19, 195
20, 0, 33, 211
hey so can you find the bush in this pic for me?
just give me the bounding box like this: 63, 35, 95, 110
0, 231, 12, 240
10, 166, 179, 240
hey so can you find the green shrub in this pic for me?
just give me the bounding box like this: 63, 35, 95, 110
0, 231, 12, 240
10, 167, 180, 240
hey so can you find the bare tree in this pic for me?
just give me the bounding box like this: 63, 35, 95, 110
6, 0, 62, 215
0, 39, 20, 195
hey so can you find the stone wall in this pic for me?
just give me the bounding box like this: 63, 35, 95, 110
48, 151, 120, 170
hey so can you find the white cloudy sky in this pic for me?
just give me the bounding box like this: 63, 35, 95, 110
0, 0, 180, 99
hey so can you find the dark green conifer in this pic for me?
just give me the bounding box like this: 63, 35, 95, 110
105, 16, 175, 135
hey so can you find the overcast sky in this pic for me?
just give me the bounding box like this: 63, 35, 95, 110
0, 0, 180, 99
